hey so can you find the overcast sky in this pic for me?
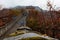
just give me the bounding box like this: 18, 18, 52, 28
0, 0, 60, 10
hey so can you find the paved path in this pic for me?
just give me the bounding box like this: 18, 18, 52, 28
0, 13, 27, 40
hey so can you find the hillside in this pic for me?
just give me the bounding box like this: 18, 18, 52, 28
0, 6, 60, 39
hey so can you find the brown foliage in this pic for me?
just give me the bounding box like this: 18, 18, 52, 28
26, 9, 60, 39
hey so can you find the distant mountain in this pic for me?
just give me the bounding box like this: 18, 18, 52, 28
12, 6, 26, 9
34, 6, 42, 11
10, 6, 43, 11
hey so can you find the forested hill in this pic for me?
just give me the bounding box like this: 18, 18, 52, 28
0, 6, 60, 39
